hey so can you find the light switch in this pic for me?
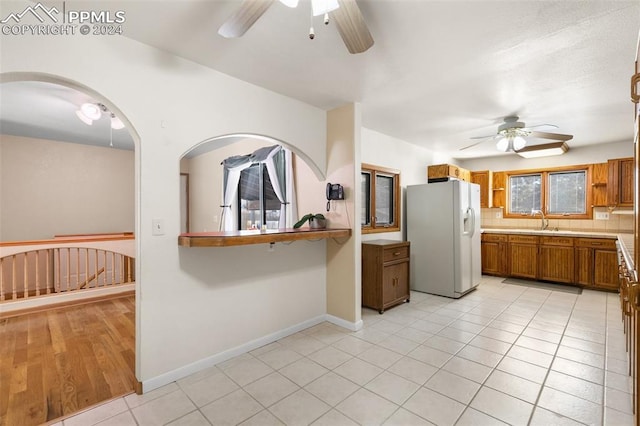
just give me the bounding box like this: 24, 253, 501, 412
595, 212, 609, 220
152, 218, 165, 236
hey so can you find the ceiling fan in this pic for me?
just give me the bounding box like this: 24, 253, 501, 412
461, 116, 573, 152
218, 0, 374, 54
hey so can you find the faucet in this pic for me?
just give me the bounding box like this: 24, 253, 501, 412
531, 209, 549, 230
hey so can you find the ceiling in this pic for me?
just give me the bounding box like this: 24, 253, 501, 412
1, 0, 639, 159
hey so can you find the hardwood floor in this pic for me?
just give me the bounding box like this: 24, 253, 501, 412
0, 295, 135, 426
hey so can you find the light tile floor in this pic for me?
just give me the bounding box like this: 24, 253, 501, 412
53, 276, 635, 425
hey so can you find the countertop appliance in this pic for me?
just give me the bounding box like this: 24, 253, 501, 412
407, 180, 481, 298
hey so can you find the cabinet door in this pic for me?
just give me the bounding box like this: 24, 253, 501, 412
509, 243, 538, 279
593, 249, 619, 290
492, 172, 506, 209
608, 158, 635, 207
619, 158, 634, 206
382, 262, 409, 306
574, 247, 593, 286
482, 241, 505, 275
394, 261, 410, 301
591, 163, 608, 207
539, 245, 574, 283
471, 171, 492, 208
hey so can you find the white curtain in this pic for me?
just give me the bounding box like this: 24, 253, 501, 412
220, 145, 295, 231
220, 155, 253, 231
261, 147, 288, 228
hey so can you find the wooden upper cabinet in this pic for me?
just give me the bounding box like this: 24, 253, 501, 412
471, 171, 493, 208
427, 164, 471, 182
607, 157, 634, 208
591, 163, 608, 207
492, 172, 506, 209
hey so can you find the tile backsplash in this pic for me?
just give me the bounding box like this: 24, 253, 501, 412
481, 207, 634, 233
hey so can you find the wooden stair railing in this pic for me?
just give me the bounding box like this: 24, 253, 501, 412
78, 266, 106, 290
0, 247, 135, 302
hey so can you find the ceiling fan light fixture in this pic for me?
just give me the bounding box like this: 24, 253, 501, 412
80, 102, 102, 120
517, 141, 569, 158
110, 113, 125, 130
311, 0, 339, 16
496, 137, 509, 152
75, 109, 93, 126
513, 136, 526, 151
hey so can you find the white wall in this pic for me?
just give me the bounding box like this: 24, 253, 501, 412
458, 140, 633, 171
0, 2, 334, 391
360, 127, 441, 241
0, 134, 134, 241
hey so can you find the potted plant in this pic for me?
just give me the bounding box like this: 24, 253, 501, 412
293, 213, 327, 229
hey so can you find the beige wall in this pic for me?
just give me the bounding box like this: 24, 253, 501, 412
0, 134, 134, 241
326, 104, 360, 325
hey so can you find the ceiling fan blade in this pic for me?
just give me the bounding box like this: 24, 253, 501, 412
525, 123, 559, 130
470, 134, 495, 140
332, 0, 374, 54
530, 131, 573, 141
459, 140, 486, 151
218, 0, 275, 38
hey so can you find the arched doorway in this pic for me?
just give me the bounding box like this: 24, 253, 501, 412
0, 73, 141, 424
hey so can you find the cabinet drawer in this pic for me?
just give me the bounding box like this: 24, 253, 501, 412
482, 233, 508, 242
508, 235, 539, 244
575, 238, 617, 249
383, 246, 410, 262
540, 236, 574, 246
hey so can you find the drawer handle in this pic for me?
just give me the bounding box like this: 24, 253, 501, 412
393, 252, 401, 256
592, 242, 602, 246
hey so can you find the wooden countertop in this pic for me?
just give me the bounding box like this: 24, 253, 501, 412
178, 228, 351, 247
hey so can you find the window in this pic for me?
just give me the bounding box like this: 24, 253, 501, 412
506, 166, 590, 219
237, 149, 286, 230
361, 164, 400, 233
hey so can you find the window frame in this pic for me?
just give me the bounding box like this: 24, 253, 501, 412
361, 163, 401, 234
236, 150, 286, 230
504, 164, 592, 220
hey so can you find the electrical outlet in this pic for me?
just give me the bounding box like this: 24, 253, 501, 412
595, 212, 609, 220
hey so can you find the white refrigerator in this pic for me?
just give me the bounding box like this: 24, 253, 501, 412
407, 180, 481, 298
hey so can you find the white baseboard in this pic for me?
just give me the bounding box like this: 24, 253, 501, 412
142, 314, 326, 393
141, 313, 362, 393
326, 314, 363, 332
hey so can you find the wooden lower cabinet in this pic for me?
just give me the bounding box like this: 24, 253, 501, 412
508, 235, 539, 279
538, 236, 574, 283
362, 240, 410, 314
481, 233, 507, 275
575, 238, 619, 290
481, 233, 619, 291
